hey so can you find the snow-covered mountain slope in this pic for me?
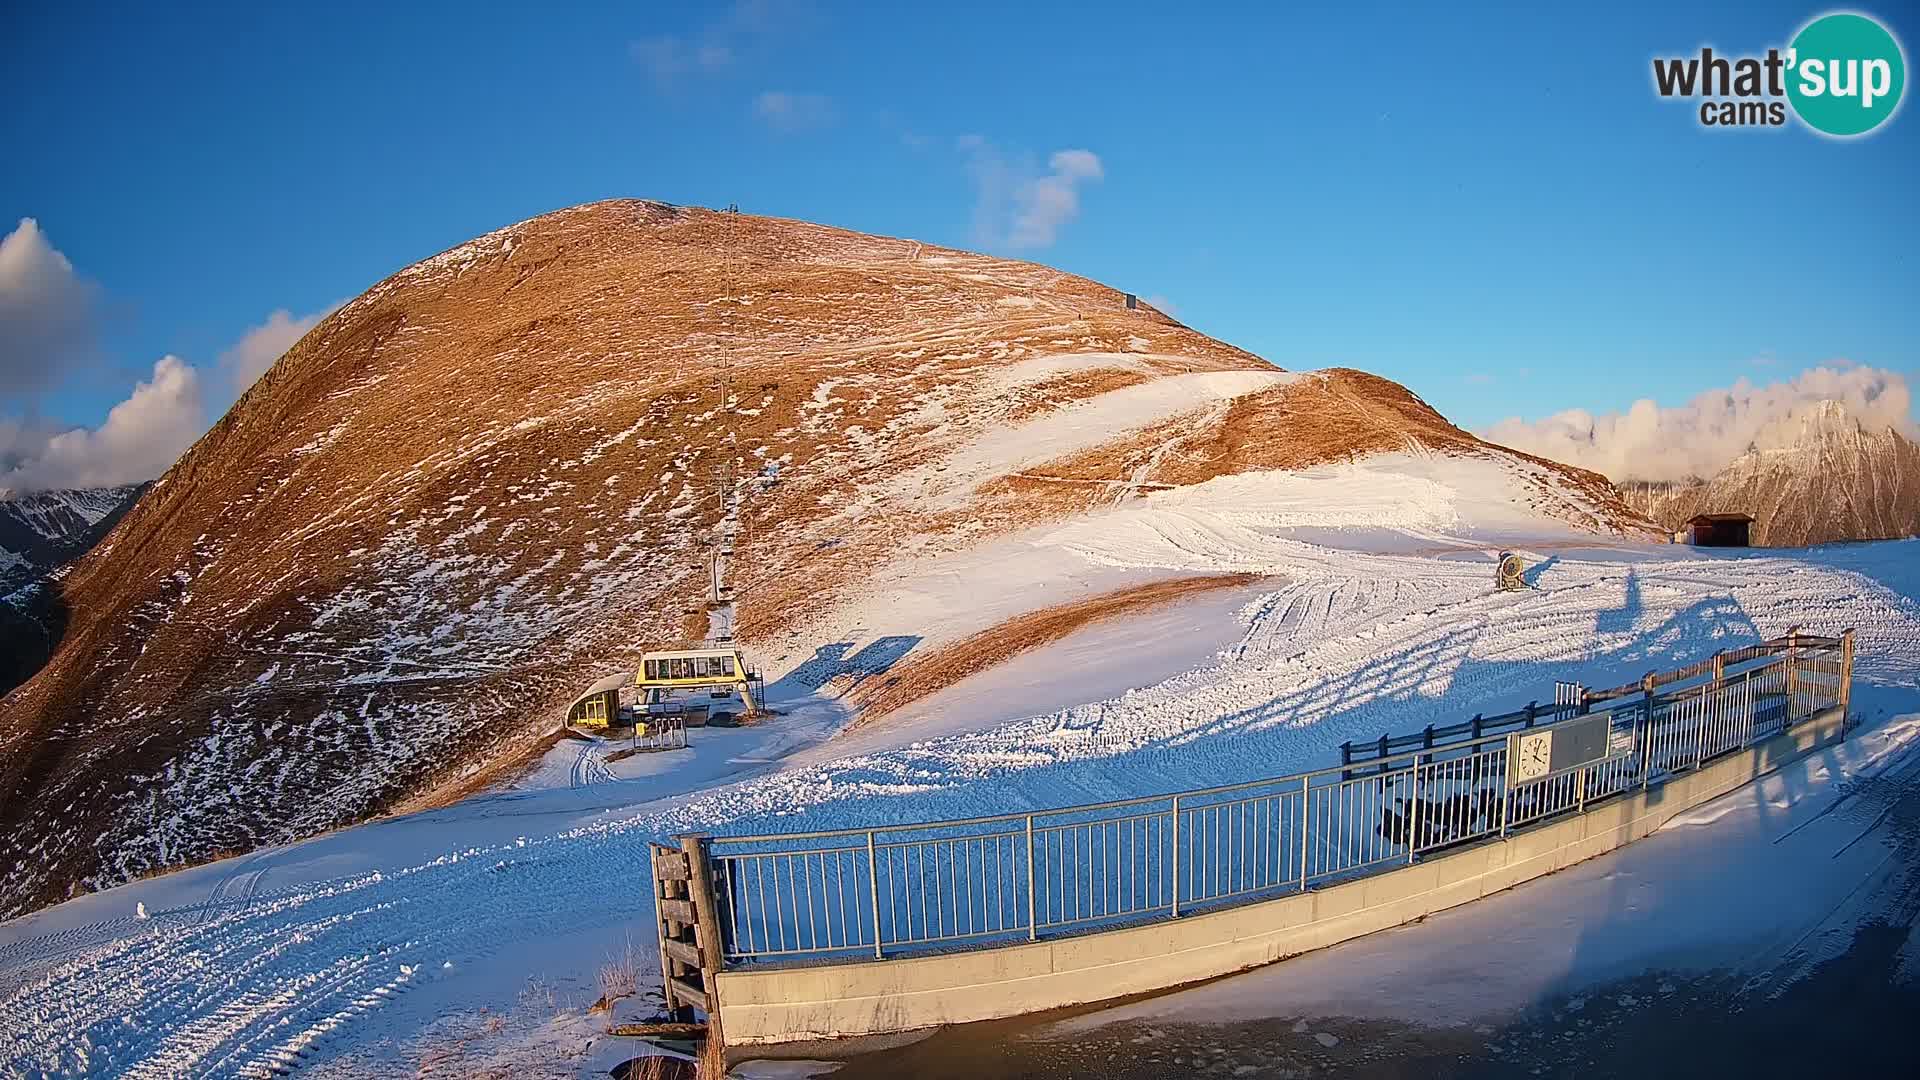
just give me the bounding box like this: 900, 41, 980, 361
0, 199, 1655, 918
0, 484, 143, 593
0, 484, 145, 697
1, 536, 1915, 1079
1623, 399, 1920, 547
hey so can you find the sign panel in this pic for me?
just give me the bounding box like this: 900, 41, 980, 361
1507, 713, 1614, 786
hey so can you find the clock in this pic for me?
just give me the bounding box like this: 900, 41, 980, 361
1511, 730, 1554, 783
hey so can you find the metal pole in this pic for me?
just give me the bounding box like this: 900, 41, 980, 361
866, 830, 883, 959
1170, 794, 1182, 917
1498, 743, 1511, 838
1025, 814, 1037, 941
1641, 674, 1657, 791
1298, 775, 1311, 892
1407, 761, 1421, 863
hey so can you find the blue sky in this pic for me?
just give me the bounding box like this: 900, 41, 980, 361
2, 0, 1916, 485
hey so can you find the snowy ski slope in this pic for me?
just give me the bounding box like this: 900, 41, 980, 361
3, 463, 1918, 1076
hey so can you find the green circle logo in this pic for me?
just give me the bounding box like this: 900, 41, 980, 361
1787, 12, 1906, 136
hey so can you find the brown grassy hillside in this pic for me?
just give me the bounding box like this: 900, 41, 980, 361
0, 199, 1651, 915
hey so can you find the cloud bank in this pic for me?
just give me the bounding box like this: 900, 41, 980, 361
219, 305, 335, 398
0, 216, 335, 492
960, 139, 1105, 250
0, 218, 98, 397
1, 357, 205, 492
1480, 365, 1917, 483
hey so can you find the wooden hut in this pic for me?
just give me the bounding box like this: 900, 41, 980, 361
1687, 513, 1754, 547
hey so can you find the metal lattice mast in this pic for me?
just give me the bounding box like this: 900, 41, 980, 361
706, 205, 743, 644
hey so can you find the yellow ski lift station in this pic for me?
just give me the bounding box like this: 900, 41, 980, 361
636, 646, 761, 717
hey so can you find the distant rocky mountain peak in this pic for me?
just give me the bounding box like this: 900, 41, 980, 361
1622, 399, 1920, 546
0, 483, 146, 594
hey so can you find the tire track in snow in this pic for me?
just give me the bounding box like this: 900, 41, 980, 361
568, 739, 613, 789
199, 865, 269, 926
0, 865, 276, 995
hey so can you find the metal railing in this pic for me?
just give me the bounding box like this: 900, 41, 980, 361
632, 714, 689, 753
1337, 628, 1824, 770
691, 631, 1853, 966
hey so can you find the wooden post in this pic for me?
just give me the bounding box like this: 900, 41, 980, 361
648, 843, 691, 1024
1840, 628, 1855, 725
679, 835, 726, 1052
1784, 628, 1801, 720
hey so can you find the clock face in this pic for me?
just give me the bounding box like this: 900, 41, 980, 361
1513, 731, 1554, 782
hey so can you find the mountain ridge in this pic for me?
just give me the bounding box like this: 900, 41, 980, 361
0, 484, 145, 594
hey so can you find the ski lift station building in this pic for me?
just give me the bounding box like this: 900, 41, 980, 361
638, 646, 764, 717
566, 671, 630, 729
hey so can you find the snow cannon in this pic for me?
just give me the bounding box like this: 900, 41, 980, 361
1496, 552, 1528, 591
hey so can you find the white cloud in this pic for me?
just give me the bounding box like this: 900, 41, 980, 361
960, 140, 1105, 250
1, 301, 336, 493
752, 91, 833, 132
219, 304, 336, 398
629, 2, 801, 85
0, 218, 98, 399
0, 217, 333, 492
0, 415, 63, 477
1480, 364, 1917, 483
0, 356, 205, 492
629, 36, 733, 83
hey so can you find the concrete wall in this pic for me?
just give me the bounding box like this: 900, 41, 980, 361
715, 707, 1845, 1046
